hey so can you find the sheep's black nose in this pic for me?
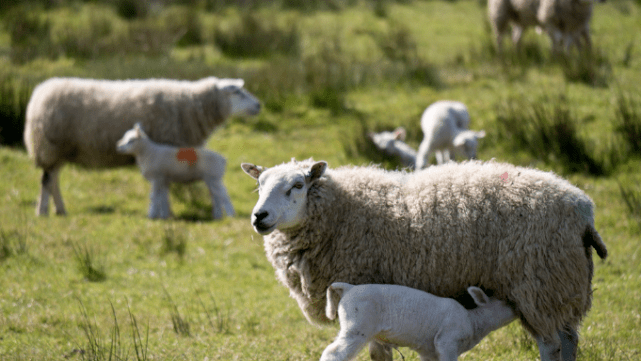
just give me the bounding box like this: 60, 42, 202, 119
254, 211, 269, 223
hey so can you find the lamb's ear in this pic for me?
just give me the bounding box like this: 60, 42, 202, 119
393, 127, 406, 141
241, 163, 265, 180
467, 286, 489, 307
218, 78, 244, 91
453, 133, 467, 147
476, 130, 486, 139
307, 161, 327, 183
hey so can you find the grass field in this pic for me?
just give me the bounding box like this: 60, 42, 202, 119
1, 0, 641, 360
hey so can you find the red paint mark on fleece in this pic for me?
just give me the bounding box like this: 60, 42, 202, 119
499, 172, 509, 183
176, 148, 198, 166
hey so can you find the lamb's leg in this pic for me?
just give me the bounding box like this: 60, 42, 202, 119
536, 333, 562, 361
416, 140, 434, 170
558, 326, 579, 361
36, 170, 51, 216
435, 151, 444, 165
206, 178, 235, 219
320, 335, 369, 361
49, 167, 66, 215
442, 149, 451, 163
368, 341, 393, 361
511, 25, 524, 48
149, 179, 172, 219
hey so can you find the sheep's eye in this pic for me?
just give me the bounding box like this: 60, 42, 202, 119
293, 182, 304, 189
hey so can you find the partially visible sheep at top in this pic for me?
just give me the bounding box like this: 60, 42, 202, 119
415, 101, 485, 169
116, 123, 234, 220
24, 76, 260, 216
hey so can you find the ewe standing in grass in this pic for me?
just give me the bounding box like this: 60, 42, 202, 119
116, 123, 234, 220
24, 76, 260, 216
242, 158, 607, 361
415, 101, 485, 169
321, 283, 516, 361
488, 0, 604, 53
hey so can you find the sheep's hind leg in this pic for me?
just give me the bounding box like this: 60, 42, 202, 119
148, 179, 172, 219
36, 170, 51, 216
320, 335, 369, 361
558, 326, 578, 361
206, 179, 235, 219
49, 167, 66, 215
368, 341, 393, 361
536, 333, 562, 361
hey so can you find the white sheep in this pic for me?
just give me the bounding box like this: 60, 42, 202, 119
488, 0, 604, 53
321, 283, 516, 361
415, 101, 485, 169
368, 127, 417, 169
116, 123, 234, 219
23, 76, 260, 216
241, 158, 607, 361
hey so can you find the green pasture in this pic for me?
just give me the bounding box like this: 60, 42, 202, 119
1, 0, 640, 359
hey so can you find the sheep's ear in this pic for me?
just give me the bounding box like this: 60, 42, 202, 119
307, 161, 327, 183
476, 130, 486, 139
217, 78, 245, 91
241, 163, 264, 180
393, 127, 406, 141
467, 286, 489, 306
453, 133, 467, 147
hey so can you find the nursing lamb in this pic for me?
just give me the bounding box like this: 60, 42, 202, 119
24, 76, 260, 216
321, 283, 516, 361
116, 123, 234, 219
241, 158, 607, 361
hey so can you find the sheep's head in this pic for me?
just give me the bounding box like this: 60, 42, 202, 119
368, 127, 407, 153
116, 123, 147, 154
452, 130, 485, 160
216, 78, 261, 117
241, 159, 328, 235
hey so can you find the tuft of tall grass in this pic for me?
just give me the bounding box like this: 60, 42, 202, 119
618, 180, 641, 229
197, 291, 233, 335
558, 48, 611, 88
613, 91, 641, 156
71, 241, 107, 282
161, 223, 187, 260
214, 12, 300, 58
495, 94, 605, 175
163, 286, 191, 336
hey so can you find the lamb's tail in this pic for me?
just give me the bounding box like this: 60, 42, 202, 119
326, 282, 354, 321
583, 224, 607, 260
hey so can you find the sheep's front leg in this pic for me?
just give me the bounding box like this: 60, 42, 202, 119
148, 179, 172, 219
320, 334, 369, 361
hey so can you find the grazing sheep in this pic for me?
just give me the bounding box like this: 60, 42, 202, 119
321, 283, 516, 361
368, 127, 417, 169
116, 123, 234, 219
415, 101, 485, 169
488, 0, 604, 53
241, 158, 607, 361
24, 76, 260, 216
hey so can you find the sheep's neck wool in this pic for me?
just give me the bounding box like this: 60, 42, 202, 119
176, 148, 198, 166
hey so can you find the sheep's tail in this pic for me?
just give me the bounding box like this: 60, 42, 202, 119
326, 282, 354, 321
583, 224, 607, 259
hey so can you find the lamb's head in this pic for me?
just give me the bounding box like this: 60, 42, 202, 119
452, 130, 486, 160
368, 127, 406, 152
116, 123, 148, 154
467, 286, 516, 329
241, 159, 328, 235
215, 78, 261, 117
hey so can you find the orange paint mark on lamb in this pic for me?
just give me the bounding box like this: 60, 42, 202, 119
176, 148, 198, 166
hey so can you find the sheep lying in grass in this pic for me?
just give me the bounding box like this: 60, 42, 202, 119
321, 283, 516, 361
117, 123, 234, 220
488, 0, 604, 53
24, 76, 260, 216
415, 101, 485, 169
242, 158, 607, 361
368, 127, 417, 169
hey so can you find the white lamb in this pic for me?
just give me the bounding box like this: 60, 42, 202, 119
321, 283, 516, 361
116, 123, 234, 220
24, 76, 260, 216
368, 127, 417, 169
415, 101, 485, 169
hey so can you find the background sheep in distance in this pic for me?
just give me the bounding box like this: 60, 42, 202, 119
24, 76, 260, 216
415, 101, 485, 169
241, 158, 607, 361
368, 127, 417, 169
116, 123, 234, 220
488, 0, 604, 53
